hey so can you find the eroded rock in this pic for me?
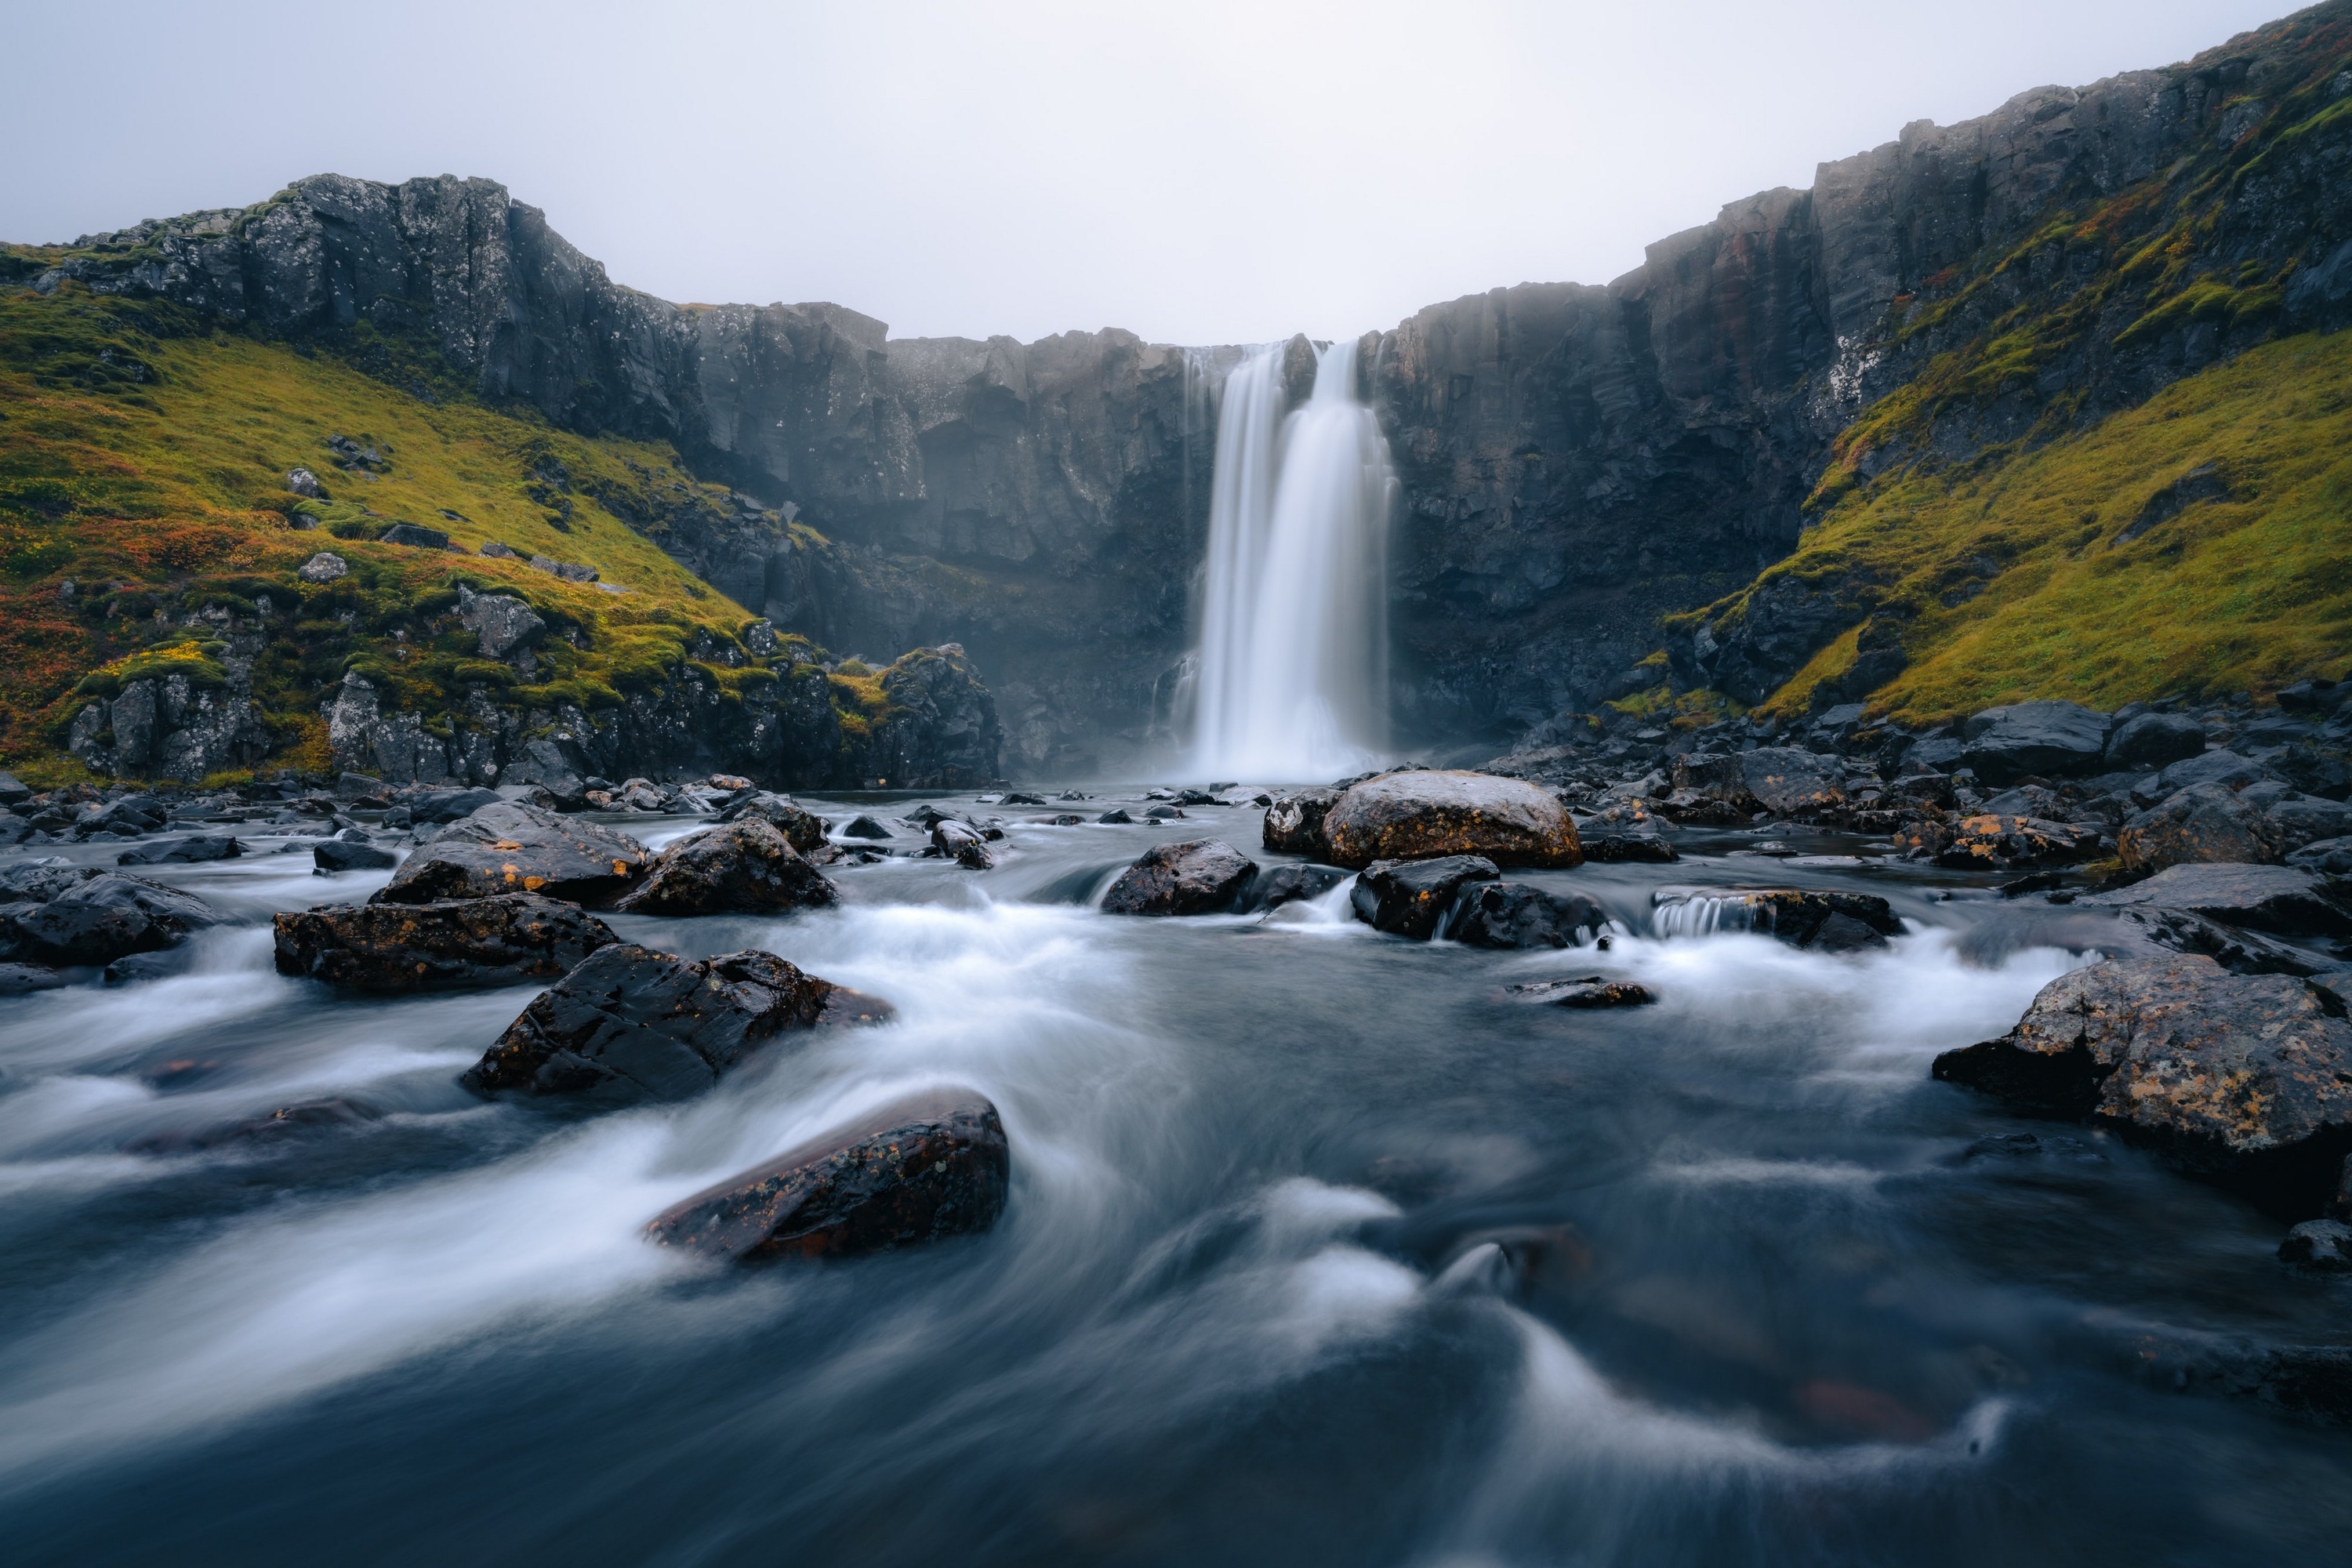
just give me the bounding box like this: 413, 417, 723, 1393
1351, 855, 1499, 940
645, 1089, 1008, 1261
274, 892, 619, 990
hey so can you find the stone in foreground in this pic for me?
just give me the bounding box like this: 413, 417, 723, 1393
375, 800, 646, 906
1322, 771, 1581, 869
1351, 855, 1499, 940
274, 893, 619, 991
1102, 839, 1257, 915
1932, 955, 2352, 1214
646, 1088, 1009, 1261
463, 944, 889, 1103
612, 818, 837, 916
0, 866, 222, 967
1450, 882, 1610, 949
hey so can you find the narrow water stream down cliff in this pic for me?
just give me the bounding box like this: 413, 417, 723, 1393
3, 804, 2349, 1565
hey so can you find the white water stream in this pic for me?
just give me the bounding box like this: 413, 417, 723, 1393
1191, 339, 1396, 780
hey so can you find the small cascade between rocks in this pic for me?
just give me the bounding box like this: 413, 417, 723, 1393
1191, 338, 1396, 780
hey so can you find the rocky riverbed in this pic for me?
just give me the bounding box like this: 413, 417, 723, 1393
2, 733, 2351, 1563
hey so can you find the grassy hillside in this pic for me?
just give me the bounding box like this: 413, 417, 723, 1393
0, 283, 833, 782
1759, 327, 2352, 721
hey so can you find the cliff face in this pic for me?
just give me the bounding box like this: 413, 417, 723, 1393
27, 2, 2352, 763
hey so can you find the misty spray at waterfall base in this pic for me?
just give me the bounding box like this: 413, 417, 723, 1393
1189, 338, 1397, 781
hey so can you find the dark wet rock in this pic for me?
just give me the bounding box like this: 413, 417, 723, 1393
117, 834, 241, 866
314, 837, 398, 873
1738, 748, 1846, 816
275, 892, 619, 990
1671, 752, 1752, 807
0, 771, 28, 805
1961, 701, 2113, 785
1244, 864, 1349, 912
1351, 855, 1500, 941
716, 792, 827, 854
1932, 955, 2352, 1214
2289, 837, 2352, 877
2157, 750, 2274, 795
2084, 862, 2352, 938
2106, 713, 2209, 769
2121, 785, 2280, 873
645, 1088, 1008, 1261
931, 818, 996, 870
1506, 976, 1657, 1008
1175, 789, 1218, 807
2267, 797, 2352, 856
840, 815, 895, 840
1323, 771, 1581, 870
1143, 804, 1185, 822
0, 963, 70, 996
1932, 815, 2103, 872
902, 804, 959, 830
2279, 1219, 2352, 1272
1959, 1131, 2106, 1163
1578, 829, 1680, 863
1653, 887, 1903, 950
1001, 792, 1047, 806
2117, 906, 2338, 978
0, 866, 221, 967
374, 800, 646, 906
132, 1097, 386, 1155
612, 819, 837, 916
1450, 882, 1611, 949
1102, 839, 1256, 916
1262, 787, 1341, 855
104, 947, 199, 985
463, 944, 886, 1103
1095, 808, 1134, 825
408, 786, 503, 824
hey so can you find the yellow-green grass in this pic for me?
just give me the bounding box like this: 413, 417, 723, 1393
0, 283, 773, 773
1750, 328, 2352, 723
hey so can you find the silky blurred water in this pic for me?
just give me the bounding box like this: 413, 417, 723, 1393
0, 796, 2347, 1566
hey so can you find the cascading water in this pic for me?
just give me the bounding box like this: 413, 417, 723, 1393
1191, 338, 1396, 780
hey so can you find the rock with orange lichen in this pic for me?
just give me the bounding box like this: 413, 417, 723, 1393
1933, 955, 2352, 1214
274, 892, 617, 990
371, 800, 646, 906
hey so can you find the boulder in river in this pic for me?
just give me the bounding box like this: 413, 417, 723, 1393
1931, 815, 2103, 872
1652, 887, 1903, 951
717, 792, 828, 854
1960, 700, 2113, 784
1450, 881, 1610, 949
2082, 862, 2352, 938
1102, 839, 1257, 915
1244, 863, 1349, 913
118, 834, 242, 866
1263, 787, 1341, 855
2279, 1219, 2352, 1272
0, 963, 70, 996
314, 837, 397, 873
1095, 808, 1134, 825
463, 944, 890, 1104
1351, 855, 1499, 940
408, 786, 503, 824
274, 892, 619, 991
1932, 954, 2352, 1214
645, 1088, 1009, 1261
1322, 771, 1581, 869
1507, 976, 1657, 1008
931, 818, 996, 870
0, 865, 221, 967
374, 800, 646, 906
840, 815, 895, 840
612, 819, 837, 916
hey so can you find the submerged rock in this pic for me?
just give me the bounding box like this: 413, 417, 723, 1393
1102, 839, 1257, 915
274, 893, 619, 991
0, 866, 221, 967
463, 944, 889, 1104
1932, 955, 2352, 1214
645, 1089, 1009, 1261
612, 819, 837, 916
0, 962, 71, 996
132, 1097, 385, 1155
374, 800, 646, 906
1351, 855, 1499, 940
1323, 771, 1581, 870
1244, 863, 1349, 913
1450, 882, 1610, 949
1507, 976, 1657, 1008
931, 818, 996, 870
1262, 787, 1341, 855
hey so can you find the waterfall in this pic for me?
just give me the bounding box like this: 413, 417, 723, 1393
1191, 337, 1396, 780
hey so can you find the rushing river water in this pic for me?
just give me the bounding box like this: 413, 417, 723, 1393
3, 793, 2350, 1566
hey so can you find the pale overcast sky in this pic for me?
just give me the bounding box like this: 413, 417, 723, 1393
0, 1, 2297, 345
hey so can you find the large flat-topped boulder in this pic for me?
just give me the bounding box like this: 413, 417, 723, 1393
1961, 700, 2113, 784
1322, 771, 1581, 870
2082, 862, 2352, 938
612, 819, 837, 916
645, 1089, 1009, 1261
463, 944, 889, 1104
1933, 955, 2352, 1213
1738, 749, 1844, 816
274, 893, 618, 991
374, 800, 646, 906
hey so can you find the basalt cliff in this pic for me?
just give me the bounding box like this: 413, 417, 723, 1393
4, 2, 2350, 787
